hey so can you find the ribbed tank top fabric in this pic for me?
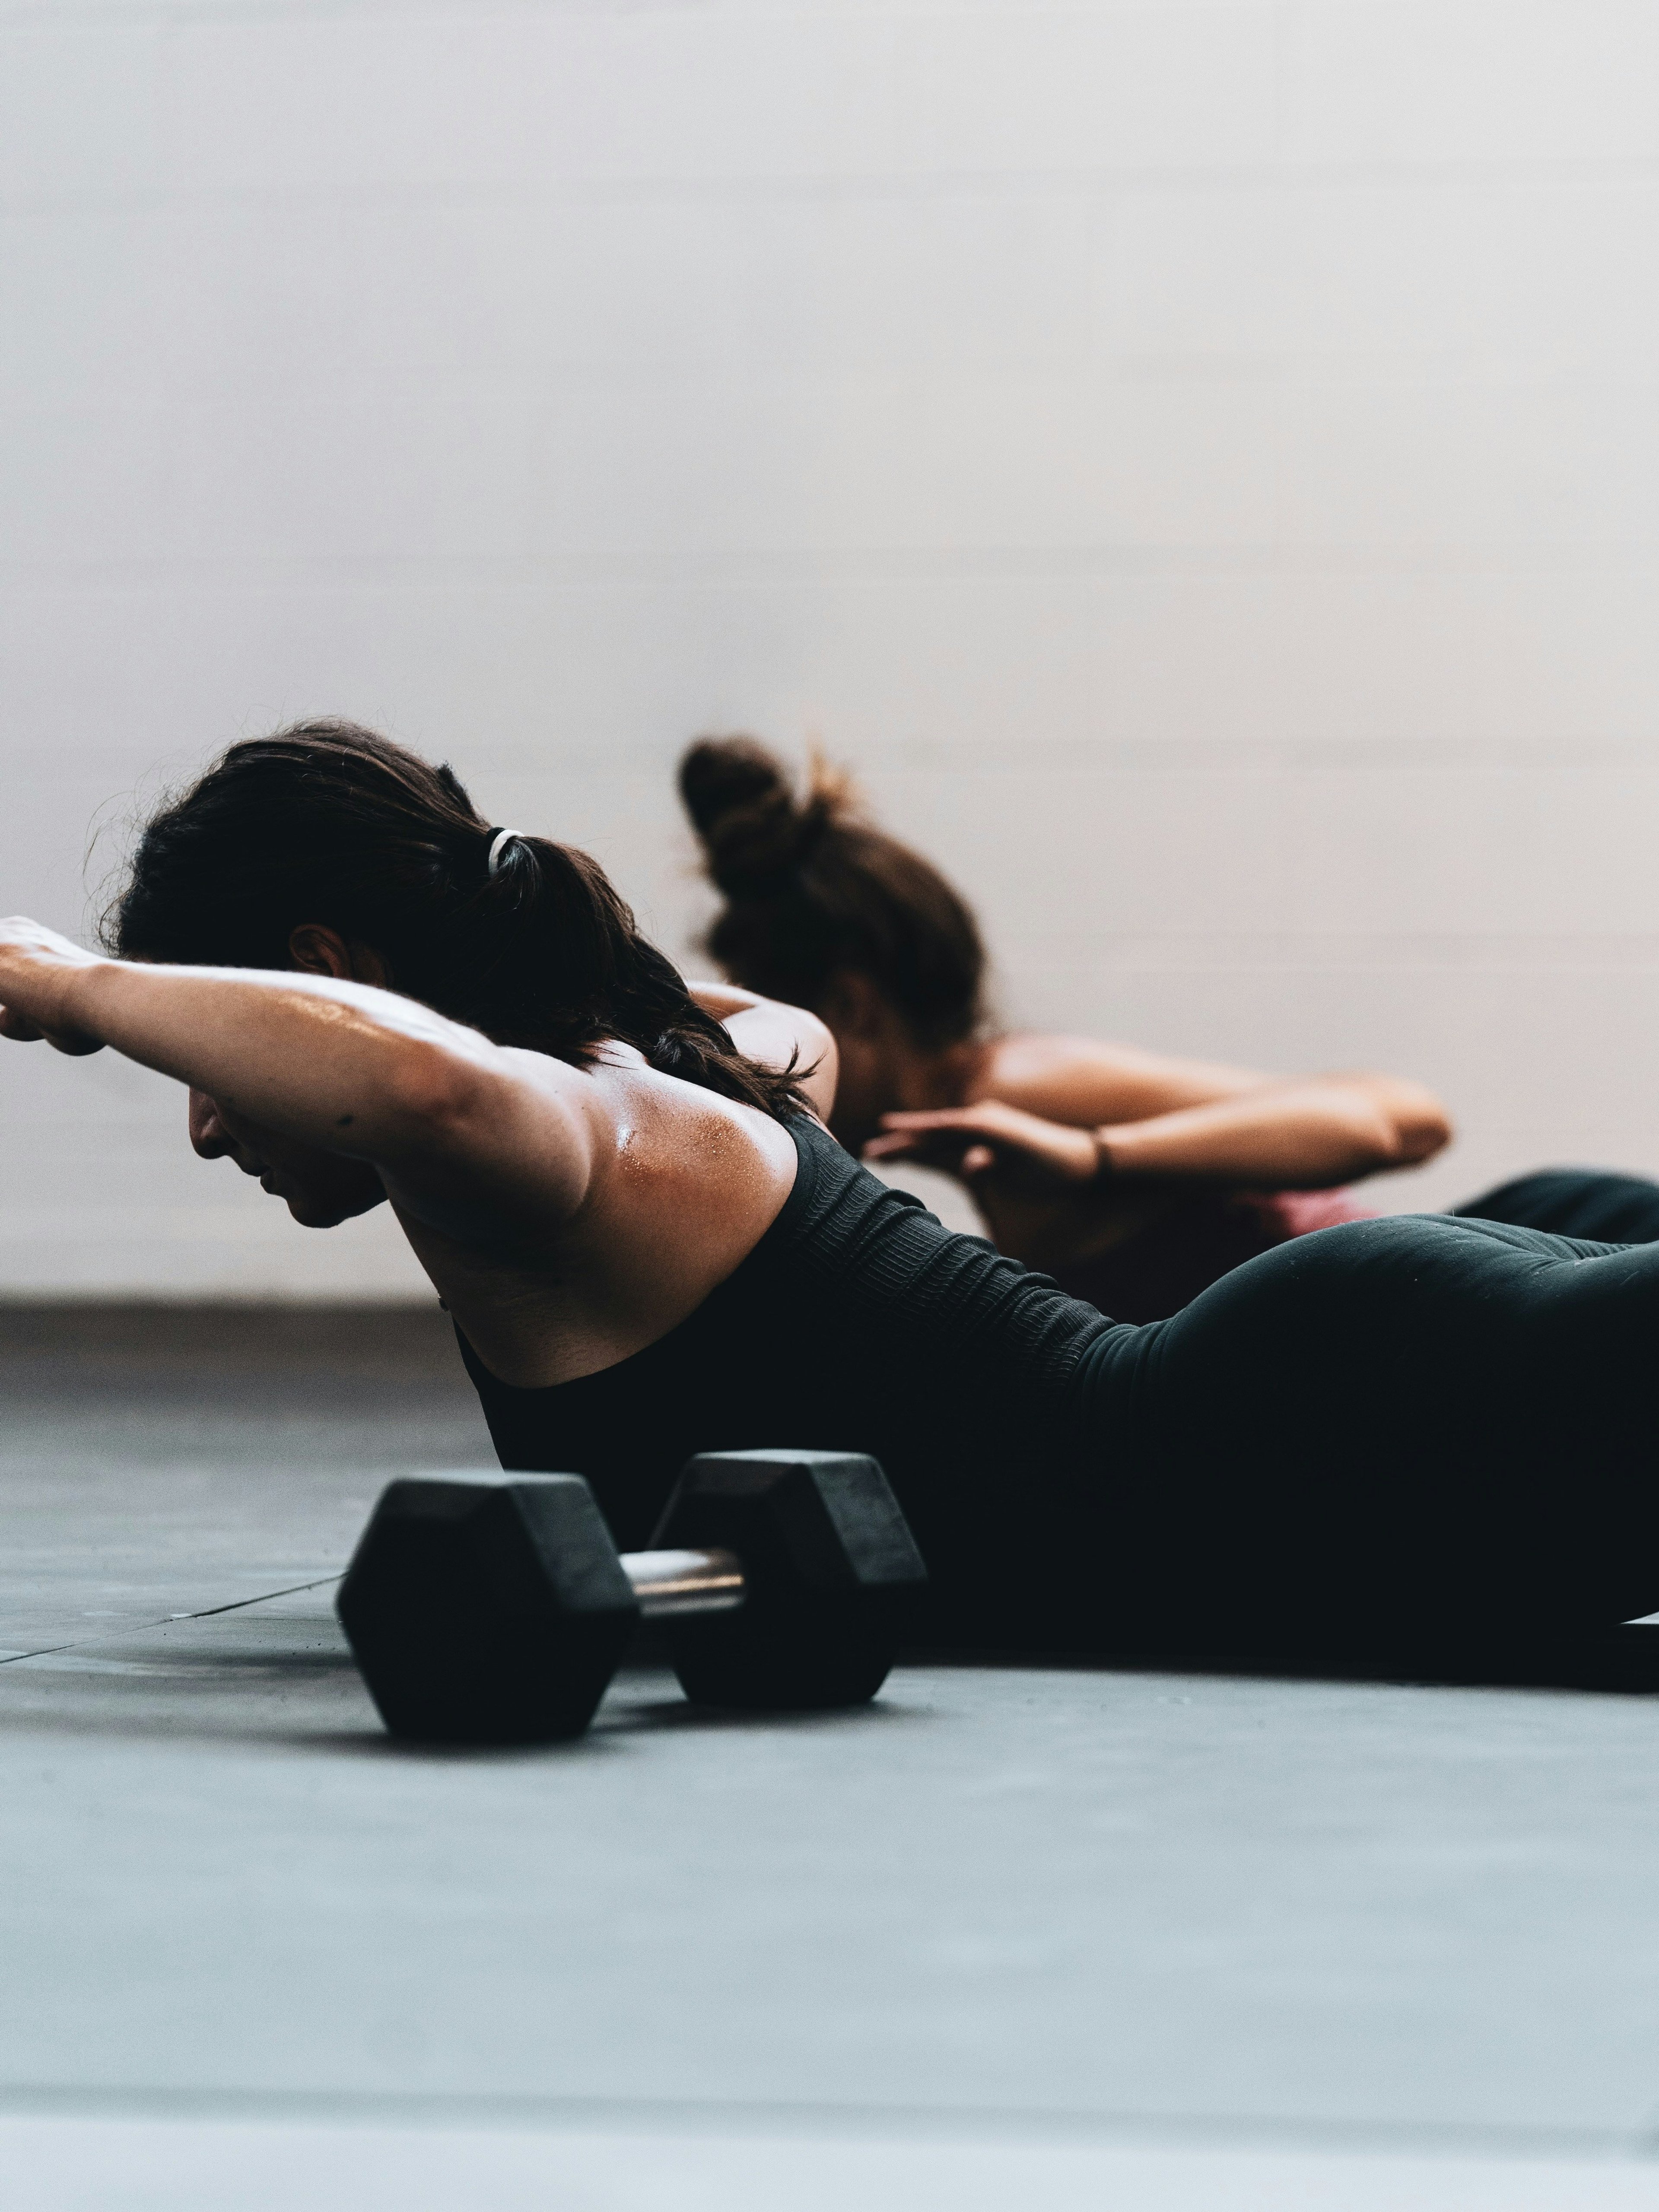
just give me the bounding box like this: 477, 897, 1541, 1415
457, 1115, 1149, 1644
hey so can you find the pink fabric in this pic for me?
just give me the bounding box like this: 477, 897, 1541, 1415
1232, 1187, 1379, 1239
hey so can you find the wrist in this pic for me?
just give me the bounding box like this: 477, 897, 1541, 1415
0, 922, 114, 1052
54, 953, 112, 1036
26, 948, 113, 1051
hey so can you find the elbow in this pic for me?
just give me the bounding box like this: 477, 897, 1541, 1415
730, 992, 837, 1109
796, 1006, 836, 1078
791, 1007, 839, 1117
1387, 1083, 1454, 1168
1400, 1101, 1454, 1166
1397, 1114, 1454, 1168
812, 1033, 840, 1121
1348, 1075, 1454, 1170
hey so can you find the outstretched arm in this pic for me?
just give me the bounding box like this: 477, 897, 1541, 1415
0, 918, 599, 1229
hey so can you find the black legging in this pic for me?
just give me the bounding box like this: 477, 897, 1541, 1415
1095, 1196, 1659, 1654
1456, 1167, 1659, 1245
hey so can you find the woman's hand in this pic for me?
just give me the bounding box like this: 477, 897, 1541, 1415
865, 1100, 1099, 1193
0, 918, 105, 1054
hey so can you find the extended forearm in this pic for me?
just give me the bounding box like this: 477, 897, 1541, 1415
1097, 1078, 1446, 1188
64, 958, 489, 1160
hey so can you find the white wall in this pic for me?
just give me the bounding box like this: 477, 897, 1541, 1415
5, 0, 1659, 1296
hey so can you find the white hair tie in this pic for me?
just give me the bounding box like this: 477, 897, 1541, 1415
486, 827, 525, 877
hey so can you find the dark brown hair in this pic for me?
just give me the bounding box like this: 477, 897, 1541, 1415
106, 720, 809, 1119
678, 736, 986, 1050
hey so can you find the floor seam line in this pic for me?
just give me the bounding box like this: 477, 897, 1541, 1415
0, 1573, 344, 1663
178, 1574, 341, 1619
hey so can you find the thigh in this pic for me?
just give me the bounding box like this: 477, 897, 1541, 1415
1115, 1213, 1659, 1642
1456, 1166, 1659, 1243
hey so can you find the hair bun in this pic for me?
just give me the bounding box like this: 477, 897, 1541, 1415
678, 736, 842, 895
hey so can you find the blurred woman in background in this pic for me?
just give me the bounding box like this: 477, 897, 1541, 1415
678, 736, 1659, 1322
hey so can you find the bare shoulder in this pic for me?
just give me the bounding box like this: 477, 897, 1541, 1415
577, 1048, 800, 1224
970, 1031, 1272, 1125
450, 1038, 799, 1232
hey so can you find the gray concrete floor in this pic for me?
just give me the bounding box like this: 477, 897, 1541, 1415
4, 1305, 1659, 2209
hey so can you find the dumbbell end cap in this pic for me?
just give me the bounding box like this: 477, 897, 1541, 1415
651, 1450, 927, 1711
338, 1471, 638, 1744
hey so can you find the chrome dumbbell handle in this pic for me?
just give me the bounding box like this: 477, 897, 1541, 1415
621, 1546, 745, 1619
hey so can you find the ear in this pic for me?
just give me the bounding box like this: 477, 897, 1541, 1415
821, 969, 891, 1042
287, 925, 391, 988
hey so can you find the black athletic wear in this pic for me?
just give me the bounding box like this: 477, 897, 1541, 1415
1044, 1168, 1659, 1325
1458, 1167, 1659, 1246
460, 1118, 1659, 1652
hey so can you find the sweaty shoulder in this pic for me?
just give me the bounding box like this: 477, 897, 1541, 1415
422, 1045, 802, 1391
575, 1049, 799, 1241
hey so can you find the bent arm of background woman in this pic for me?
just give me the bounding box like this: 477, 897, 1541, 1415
869, 1070, 1450, 1193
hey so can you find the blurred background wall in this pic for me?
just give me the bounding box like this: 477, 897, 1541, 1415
4, 0, 1659, 1296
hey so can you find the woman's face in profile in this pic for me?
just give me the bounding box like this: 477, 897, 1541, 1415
187, 1089, 386, 1228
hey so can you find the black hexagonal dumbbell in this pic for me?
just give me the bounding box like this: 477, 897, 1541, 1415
336, 1449, 928, 1744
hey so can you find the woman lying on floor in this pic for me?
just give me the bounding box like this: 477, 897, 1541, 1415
677, 735, 1659, 1320
5, 718, 1659, 1657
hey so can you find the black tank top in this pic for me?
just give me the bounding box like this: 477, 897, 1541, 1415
458, 1115, 1141, 1642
